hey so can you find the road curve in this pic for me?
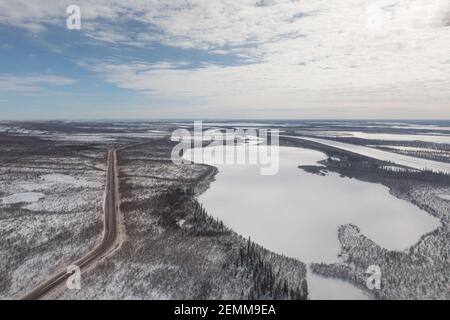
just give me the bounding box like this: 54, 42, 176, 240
22, 149, 121, 300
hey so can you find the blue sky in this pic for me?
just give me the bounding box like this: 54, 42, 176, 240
1, 0, 449, 120
0, 21, 241, 119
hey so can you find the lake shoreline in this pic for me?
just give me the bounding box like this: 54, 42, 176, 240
283, 136, 450, 299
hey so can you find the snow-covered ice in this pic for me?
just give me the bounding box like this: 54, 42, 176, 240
189, 145, 441, 299
284, 135, 450, 174
437, 194, 450, 201
301, 130, 450, 145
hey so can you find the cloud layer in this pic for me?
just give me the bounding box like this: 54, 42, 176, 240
1, 0, 450, 117
0, 74, 75, 93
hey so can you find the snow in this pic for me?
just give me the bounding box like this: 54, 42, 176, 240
202, 122, 277, 127
437, 194, 450, 201
369, 145, 440, 152
1, 192, 44, 204
284, 135, 450, 174
10, 174, 104, 212
380, 165, 419, 173
326, 123, 450, 131
45, 132, 168, 142
41, 174, 102, 188
0, 125, 47, 135
301, 130, 450, 145
45, 134, 116, 142
24, 190, 101, 212
16, 174, 103, 194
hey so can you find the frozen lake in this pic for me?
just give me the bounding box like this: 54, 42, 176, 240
184, 145, 440, 299
298, 131, 450, 144
284, 135, 450, 174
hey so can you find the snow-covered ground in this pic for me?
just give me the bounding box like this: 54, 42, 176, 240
0, 125, 47, 135
55, 139, 308, 300
379, 165, 419, 173
370, 145, 442, 152
1, 192, 44, 205
45, 132, 169, 142
0, 138, 107, 299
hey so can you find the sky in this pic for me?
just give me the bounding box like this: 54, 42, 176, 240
0, 0, 449, 120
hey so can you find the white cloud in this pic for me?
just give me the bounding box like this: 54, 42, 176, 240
0, 74, 76, 93
1, 0, 450, 116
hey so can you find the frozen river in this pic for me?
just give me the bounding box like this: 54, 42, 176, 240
184, 145, 440, 299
